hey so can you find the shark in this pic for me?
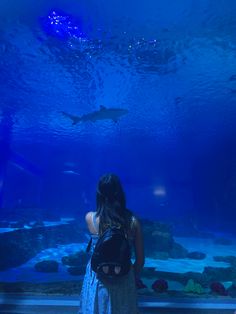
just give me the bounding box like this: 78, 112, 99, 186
61, 105, 128, 125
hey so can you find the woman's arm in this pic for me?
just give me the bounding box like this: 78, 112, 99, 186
133, 218, 145, 276
85, 211, 97, 234
85, 212, 92, 229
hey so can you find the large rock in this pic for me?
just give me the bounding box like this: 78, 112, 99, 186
0, 220, 86, 270
141, 219, 188, 259
171, 218, 215, 238
213, 256, 236, 267
62, 250, 91, 276
34, 260, 59, 273
169, 242, 188, 259
187, 251, 206, 260
203, 266, 236, 283
62, 251, 89, 267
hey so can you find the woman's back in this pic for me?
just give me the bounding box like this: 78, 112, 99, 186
86, 211, 136, 239
79, 174, 144, 314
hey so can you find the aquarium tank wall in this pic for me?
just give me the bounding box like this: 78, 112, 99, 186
0, 0, 236, 301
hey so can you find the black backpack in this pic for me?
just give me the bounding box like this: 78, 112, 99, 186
87, 225, 131, 280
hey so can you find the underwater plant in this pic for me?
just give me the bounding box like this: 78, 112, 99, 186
135, 278, 147, 289
184, 279, 204, 294
210, 282, 228, 296
152, 279, 168, 293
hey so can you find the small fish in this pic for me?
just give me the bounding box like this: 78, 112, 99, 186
62, 170, 80, 176
61, 105, 128, 125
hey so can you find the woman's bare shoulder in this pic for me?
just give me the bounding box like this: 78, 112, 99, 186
85, 211, 95, 219
85, 211, 99, 234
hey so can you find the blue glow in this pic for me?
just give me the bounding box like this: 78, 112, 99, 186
40, 9, 86, 41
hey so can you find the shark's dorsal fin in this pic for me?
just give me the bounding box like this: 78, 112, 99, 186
100, 105, 106, 110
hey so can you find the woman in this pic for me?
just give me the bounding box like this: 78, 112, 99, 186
79, 173, 145, 314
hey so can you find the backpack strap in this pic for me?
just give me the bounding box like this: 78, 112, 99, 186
86, 238, 92, 253
130, 216, 137, 237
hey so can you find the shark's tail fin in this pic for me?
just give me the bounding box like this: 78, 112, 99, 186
61, 111, 81, 125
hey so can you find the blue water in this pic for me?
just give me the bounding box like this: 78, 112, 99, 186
1, 1, 236, 301
0, 0, 236, 231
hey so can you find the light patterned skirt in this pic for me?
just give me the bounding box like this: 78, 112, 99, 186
79, 260, 139, 314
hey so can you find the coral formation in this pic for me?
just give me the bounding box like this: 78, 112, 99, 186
152, 279, 168, 293
184, 279, 204, 294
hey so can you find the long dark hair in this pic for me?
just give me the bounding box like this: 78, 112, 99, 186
96, 173, 133, 235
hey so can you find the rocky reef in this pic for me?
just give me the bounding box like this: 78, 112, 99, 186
0, 219, 86, 270
61, 250, 90, 276
141, 219, 188, 259
1, 217, 236, 299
